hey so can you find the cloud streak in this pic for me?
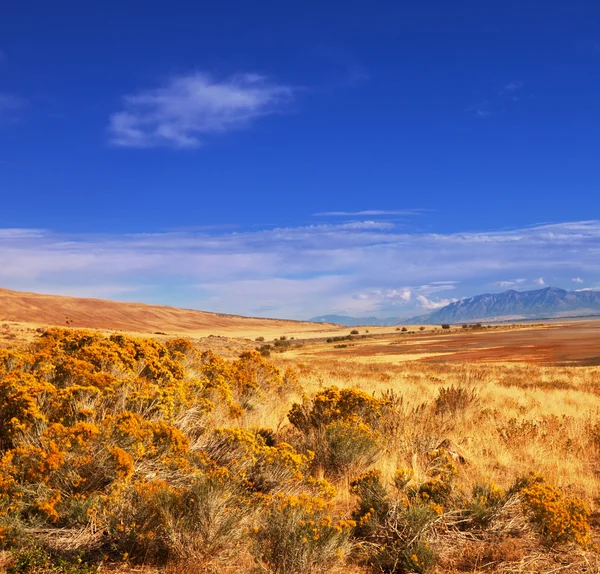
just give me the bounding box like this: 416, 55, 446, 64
1, 220, 600, 319
109, 72, 295, 148
501, 81, 523, 93
0, 93, 24, 121
314, 209, 426, 217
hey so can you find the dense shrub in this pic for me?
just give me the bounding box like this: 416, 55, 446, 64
350, 470, 438, 573
288, 386, 382, 433
0, 330, 303, 549
6, 546, 97, 574
251, 494, 353, 574
512, 473, 590, 547
106, 470, 249, 561
287, 387, 386, 478
462, 480, 506, 527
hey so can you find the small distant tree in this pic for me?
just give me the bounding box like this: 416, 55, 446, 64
441, 324, 451, 330
350, 329, 359, 335
419, 326, 425, 331
401, 327, 408, 332
255, 336, 265, 342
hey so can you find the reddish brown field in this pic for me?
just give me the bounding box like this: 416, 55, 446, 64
299, 320, 600, 366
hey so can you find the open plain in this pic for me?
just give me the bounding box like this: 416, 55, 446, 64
2, 290, 600, 573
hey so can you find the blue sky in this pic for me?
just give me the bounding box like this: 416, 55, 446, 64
1, 1, 599, 319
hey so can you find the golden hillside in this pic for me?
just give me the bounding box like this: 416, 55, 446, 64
0, 286, 338, 339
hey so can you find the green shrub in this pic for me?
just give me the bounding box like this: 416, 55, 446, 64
326, 335, 353, 344
107, 472, 250, 561
462, 481, 506, 528
251, 494, 353, 574
7, 547, 97, 574
321, 420, 380, 478
288, 387, 384, 479
350, 471, 437, 573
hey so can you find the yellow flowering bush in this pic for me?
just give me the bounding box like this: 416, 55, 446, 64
251, 493, 354, 574
202, 427, 318, 495
288, 386, 383, 433
514, 473, 590, 547
0, 329, 305, 539
288, 387, 385, 479
104, 469, 249, 561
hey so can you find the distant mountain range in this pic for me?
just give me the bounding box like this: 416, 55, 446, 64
310, 287, 600, 326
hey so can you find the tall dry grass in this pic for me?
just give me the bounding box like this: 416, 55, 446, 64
268, 356, 600, 504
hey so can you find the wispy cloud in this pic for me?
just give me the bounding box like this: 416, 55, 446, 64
494, 279, 526, 288
534, 277, 545, 285
314, 209, 425, 217
467, 80, 525, 118
109, 72, 295, 148
0, 93, 24, 121
466, 101, 493, 118
501, 81, 523, 93
2, 220, 600, 319
572, 277, 584, 283
416, 295, 458, 310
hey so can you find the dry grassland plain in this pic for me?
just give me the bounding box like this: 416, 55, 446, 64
1, 289, 600, 573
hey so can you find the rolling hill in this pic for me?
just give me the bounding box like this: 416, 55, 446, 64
0, 286, 334, 338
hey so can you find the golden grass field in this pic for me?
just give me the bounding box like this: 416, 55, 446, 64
2, 288, 600, 573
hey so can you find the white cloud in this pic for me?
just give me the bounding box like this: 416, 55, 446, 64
0, 93, 24, 120
416, 295, 457, 310
572, 277, 584, 283
2, 220, 600, 319
501, 81, 523, 93
494, 279, 526, 288
534, 277, 545, 285
0, 228, 46, 239
314, 209, 425, 217
109, 72, 294, 148
467, 101, 493, 118
353, 288, 412, 303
